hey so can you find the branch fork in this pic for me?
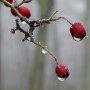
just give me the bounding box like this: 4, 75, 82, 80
0, 0, 73, 65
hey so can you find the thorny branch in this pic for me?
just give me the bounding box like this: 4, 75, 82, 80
0, 0, 73, 65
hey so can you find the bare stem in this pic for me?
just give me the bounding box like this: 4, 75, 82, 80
31, 40, 59, 65
29, 16, 73, 26
61, 17, 73, 25
0, 0, 73, 65
49, 10, 59, 19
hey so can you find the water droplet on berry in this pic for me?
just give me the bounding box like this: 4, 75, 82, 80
41, 48, 47, 54
58, 77, 66, 81
21, 21, 26, 24
73, 37, 81, 41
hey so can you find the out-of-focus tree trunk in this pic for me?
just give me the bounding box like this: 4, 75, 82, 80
0, 0, 87, 90
83, 0, 90, 90
29, 0, 54, 90
1, 1, 38, 90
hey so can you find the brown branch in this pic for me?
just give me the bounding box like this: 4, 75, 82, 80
0, 0, 73, 65
31, 40, 58, 65
0, 0, 72, 27
29, 16, 73, 26
11, 19, 59, 65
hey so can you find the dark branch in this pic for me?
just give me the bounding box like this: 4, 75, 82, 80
0, 0, 73, 65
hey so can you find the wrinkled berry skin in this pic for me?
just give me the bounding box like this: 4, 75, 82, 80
11, 6, 31, 18
70, 22, 86, 40
55, 64, 69, 78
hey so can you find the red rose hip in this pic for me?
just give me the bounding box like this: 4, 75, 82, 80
18, 6, 31, 18
70, 22, 86, 41
11, 6, 31, 18
55, 64, 69, 80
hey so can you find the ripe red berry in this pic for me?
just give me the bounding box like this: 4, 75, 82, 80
11, 6, 31, 18
11, 8, 18, 16
70, 22, 86, 41
18, 6, 31, 18
55, 64, 69, 79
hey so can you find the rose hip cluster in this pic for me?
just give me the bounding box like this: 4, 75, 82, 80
3, 0, 87, 81
5, 0, 31, 18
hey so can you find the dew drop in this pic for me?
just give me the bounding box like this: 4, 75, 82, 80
41, 49, 47, 54
86, 35, 88, 38
73, 37, 81, 41
27, 37, 31, 41
21, 21, 26, 24
58, 77, 66, 81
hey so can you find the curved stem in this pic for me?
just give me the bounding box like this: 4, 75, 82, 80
61, 17, 73, 25
31, 39, 59, 65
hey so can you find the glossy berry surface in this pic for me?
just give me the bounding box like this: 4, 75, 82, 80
70, 22, 86, 40
55, 64, 69, 78
18, 6, 31, 18
11, 6, 31, 18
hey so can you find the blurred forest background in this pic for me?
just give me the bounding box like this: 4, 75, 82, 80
0, 0, 90, 90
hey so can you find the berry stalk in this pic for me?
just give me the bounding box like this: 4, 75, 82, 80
31, 39, 59, 65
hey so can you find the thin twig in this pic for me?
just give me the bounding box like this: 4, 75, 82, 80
17, 0, 32, 7
31, 40, 59, 65
49, 10, 59, 19
13, 19, 59, 65
29, 16, 73, 26
0, 0, 73, 65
